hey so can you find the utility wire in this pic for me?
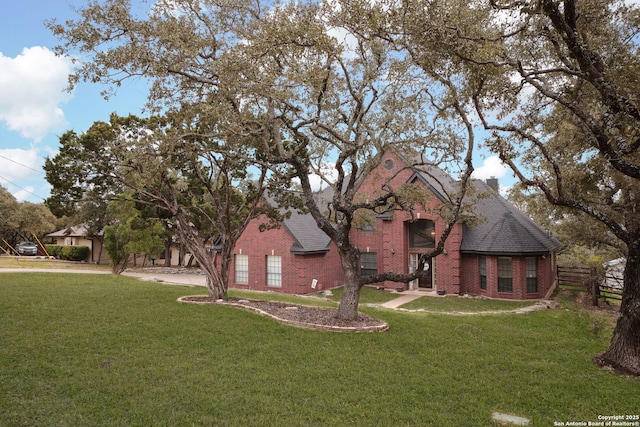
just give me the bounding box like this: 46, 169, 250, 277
0, 174, 46, 201
0, 153, 46, 175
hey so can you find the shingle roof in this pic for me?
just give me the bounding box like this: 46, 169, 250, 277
278, 157, 560, 256
47, 224, 103, 238
264, 191, 332, 254
459, 180, 562, 255
283, 208, 331, 254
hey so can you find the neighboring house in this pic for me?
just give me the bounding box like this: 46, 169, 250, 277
47, 225, 189, 266
47, 225, 109, 264
229, 151, 562, 300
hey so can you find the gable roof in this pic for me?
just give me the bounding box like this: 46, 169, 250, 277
47, 224, 103, 238
264, 192, 332, 255
278, 153, 561, 256
283, 207, 332, 254
459, 180, 562, 255
402, 154, 560, 255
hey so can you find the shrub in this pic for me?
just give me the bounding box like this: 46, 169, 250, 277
44, 245, 89, 261
62, 246, 90, 261
44, 245, 63, 259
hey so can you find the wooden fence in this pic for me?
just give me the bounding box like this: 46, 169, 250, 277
557, 265, 622, 305
557, 266, 596, 291
599, 271, 624, 302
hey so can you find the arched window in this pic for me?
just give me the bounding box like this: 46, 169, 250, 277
408, 219, 435, 248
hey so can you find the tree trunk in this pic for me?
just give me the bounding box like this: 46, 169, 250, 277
111, 254, 129, 274
596, 244, 640, 376
337, 249, 362, 321
219, 244, 233, 295
96, 237, 104, 265
203, 264, 226, 299
164, 242, 171, 267
174, 214, 228, 299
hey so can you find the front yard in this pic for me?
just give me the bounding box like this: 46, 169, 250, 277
1, 272, 637, 426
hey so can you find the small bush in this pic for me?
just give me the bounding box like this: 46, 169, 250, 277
44, 245, 63, 259
44, 245, 89, 261
62, 246, 90, 261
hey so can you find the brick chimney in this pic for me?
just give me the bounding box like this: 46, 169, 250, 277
486, 177, 499, 192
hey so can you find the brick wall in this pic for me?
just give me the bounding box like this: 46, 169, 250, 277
229, 150, 557, 299
350, 151, 464, 294
232, 216, 343, 294
460, 253, 555, 300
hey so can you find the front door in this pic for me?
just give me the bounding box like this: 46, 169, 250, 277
410, 254, 433, 290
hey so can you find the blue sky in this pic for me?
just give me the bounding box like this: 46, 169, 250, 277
0, 0, 149, 203
0, 0, 510, 204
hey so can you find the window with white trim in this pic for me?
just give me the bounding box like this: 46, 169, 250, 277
360, 253, 378, 277
235, 254, 248, 285
266, 255, 282, 288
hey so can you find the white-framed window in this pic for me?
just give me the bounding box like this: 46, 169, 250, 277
235, 254, 249, 285
266, 255, 282, 288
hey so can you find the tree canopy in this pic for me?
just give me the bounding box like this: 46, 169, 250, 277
49, 0, 481, 320
0, 185, 56, 251
45, 112, 287, 297
48, 0, 640, 372
377, 0, 640, 374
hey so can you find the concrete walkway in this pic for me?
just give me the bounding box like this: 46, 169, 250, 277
379, 291, 429, 308
122, 271, 208, 287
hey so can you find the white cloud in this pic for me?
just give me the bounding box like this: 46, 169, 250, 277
0, 147, 49, 202
472, 155, 508, 180
0, 148, 40, 180
0, 46, 72, 142
13, 186, 36, 203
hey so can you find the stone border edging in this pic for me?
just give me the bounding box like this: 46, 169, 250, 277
177, 296, 389, 333
365, 300, 555, 315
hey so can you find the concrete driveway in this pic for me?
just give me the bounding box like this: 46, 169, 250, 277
0, 267, 207, 287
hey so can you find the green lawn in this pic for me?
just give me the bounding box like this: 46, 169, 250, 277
317, 285, 400, 305
1, 273, 638, 426
0, 256, 112, 271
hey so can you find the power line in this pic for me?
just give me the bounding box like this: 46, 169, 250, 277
0, 174, 46, 201
0, 154, 46, 175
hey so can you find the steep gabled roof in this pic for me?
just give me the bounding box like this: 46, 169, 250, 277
278, 154, 561, 256
265, 191, 332, 255
459, 180, 562, 255
407, 164, 459, 203
283, 207, 332, 254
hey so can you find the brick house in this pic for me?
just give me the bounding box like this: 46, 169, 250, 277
230, 151, 561, 300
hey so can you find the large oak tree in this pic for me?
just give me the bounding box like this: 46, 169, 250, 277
49, 0, 480, 320
385, 0, 640, 374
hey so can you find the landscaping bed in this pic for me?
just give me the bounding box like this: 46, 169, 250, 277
179, 296, 389, 332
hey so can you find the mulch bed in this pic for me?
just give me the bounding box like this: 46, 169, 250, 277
178, 296, 388, 332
